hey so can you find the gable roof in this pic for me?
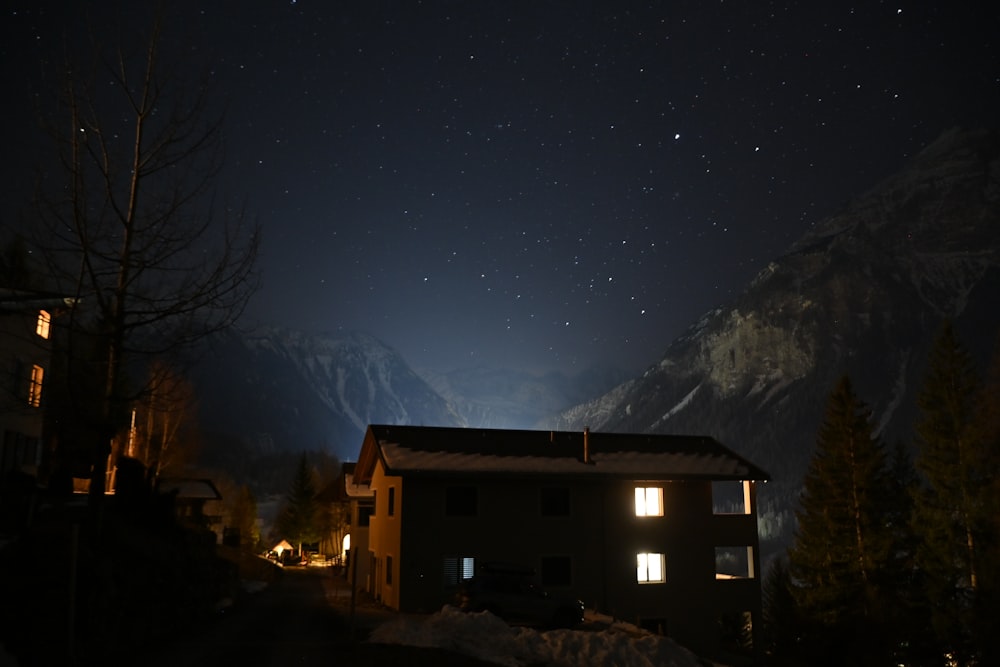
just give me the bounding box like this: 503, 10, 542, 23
354, 424, 770, 483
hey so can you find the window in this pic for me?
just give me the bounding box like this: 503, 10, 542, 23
387, 487, 396, 516
28, 365, 44, 408
443, 556, 476, 586
540, 556, 572, 587
36, 310, 51, 339
386, 556, 393, 585
445, 486, 478, 516
715, 546, 755, 579
636, 552, 666, 584
540, 487, 570, 516
634, 486, 663, 516
712, 480, 752, 514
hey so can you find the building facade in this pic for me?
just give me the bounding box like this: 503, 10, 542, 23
353, 424, 770, 659
0, 289, 74, 484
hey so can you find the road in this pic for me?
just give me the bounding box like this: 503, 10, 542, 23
135, 566, 499, 667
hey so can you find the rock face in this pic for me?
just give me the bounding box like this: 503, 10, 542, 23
547, 128, 1000, 550
190, 328, 464, 462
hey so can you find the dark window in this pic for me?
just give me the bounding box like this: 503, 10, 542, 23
386, 556, 393, 585
357, 505, 373, 526
445, 486, 478, 516
388, 487, 396, 516
540, 487, 571, 516
540, 556, 572, 587
372, 490, 377, 516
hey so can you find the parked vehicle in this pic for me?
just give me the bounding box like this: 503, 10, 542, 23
455, 562, 584, 629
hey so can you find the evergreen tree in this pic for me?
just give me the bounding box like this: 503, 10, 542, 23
912, 322, 995, 663
788, 375, 894, 664
760, 556, 800, 664
276, 453, 322, 556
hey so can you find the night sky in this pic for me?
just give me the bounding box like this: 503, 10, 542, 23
2, 1, 998, 374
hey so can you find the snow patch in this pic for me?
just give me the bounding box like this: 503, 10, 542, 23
368, 605, 706, 667
652, 382, 701, 428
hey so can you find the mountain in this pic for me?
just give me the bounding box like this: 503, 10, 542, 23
190, 328, 464, 464
420, 365, 632, 429
187, 328, 628, 489
546, 127, 1000, 551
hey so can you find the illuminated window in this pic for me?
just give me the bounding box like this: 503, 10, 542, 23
637, 552, 666, 584
634, 486, 663, 516
442, 556, 476, 586
28, 365, 44, 407
36, 310, 51, 339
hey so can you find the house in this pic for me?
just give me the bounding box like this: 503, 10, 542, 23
0, 288, 75, 486
325, 462, 375, 590
352, 424, 770, 660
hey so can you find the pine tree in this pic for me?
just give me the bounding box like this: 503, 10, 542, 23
912, 322, 994, 662
788, 375, 894, 664
277, 453, 322, 556
760, 556, 800, 663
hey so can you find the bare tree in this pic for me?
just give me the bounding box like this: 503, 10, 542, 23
33, 14, 259, 502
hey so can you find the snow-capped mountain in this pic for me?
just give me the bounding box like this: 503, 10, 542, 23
546, 127, 1000, 549
190, 328, 464, 462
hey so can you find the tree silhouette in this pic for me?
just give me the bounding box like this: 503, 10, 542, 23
912, 322, 998, 662
30, 11, 259, 503
788, 375, 894, 664
277, 454, 322, 556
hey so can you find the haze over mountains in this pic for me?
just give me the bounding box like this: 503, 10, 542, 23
191, 127, 1000, 549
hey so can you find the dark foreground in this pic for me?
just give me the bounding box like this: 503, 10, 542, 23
140, 566, 500, 667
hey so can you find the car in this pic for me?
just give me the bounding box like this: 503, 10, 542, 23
455, 562, 585, 629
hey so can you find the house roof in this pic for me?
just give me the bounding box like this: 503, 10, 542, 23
156, 477, 222, 501
354, 424, 770, 483
0, 287, 77, 313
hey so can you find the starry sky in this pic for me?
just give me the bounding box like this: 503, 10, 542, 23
2, 1, 998, 374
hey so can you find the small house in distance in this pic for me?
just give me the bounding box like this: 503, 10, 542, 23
353, 424, 770, 660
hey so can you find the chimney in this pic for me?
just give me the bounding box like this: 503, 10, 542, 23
583, 427, 591, 464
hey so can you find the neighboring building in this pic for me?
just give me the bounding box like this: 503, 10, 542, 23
0, 288, 75, 484
156, 477, 224, 537
353, 424, 770, 660
326, 462, 375, 591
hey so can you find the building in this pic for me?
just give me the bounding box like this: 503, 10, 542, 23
0, 288, 75, 484
352, 423, 770, 660
326, 462, 375, 591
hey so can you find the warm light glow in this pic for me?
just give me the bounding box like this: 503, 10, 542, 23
637, 552, 666, 583
343, 533, 351, 552
36, 310, 51, 339
634, 486, 663, 516
28, 365, 44, 407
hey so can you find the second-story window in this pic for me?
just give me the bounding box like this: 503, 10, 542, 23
634, 486, 664, 517
36, 310, 51, 339
387, 487, 396, 516
28, 365, 44, 407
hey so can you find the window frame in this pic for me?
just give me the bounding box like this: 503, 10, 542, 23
634, 486, 664, 517
636, 552, 666, 584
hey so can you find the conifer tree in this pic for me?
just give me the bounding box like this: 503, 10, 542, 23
277, 453, 322, 556
788, 375, 893, 664
760, 556, 800, 664
912, 322, 994, 662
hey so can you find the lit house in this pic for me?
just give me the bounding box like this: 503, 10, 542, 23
353, 424, 770, 659
0, 289, 75, 484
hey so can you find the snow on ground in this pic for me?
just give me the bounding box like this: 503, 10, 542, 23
367, 605, 708, 667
